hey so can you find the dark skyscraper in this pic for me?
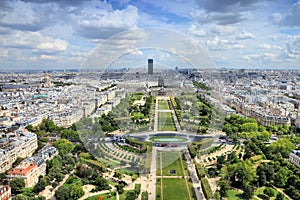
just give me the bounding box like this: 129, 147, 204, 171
148, 59, 153, 75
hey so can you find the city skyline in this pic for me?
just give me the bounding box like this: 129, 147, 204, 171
0, 0, 299, 70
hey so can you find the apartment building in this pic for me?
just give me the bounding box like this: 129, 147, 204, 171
289, 150, 300, 168
6, 146, 57, 188
0, 132, 37, 173
0, 185, 11, 200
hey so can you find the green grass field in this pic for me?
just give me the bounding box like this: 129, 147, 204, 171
253, 187, 279, 200
156, 151, 188, 176
158, 100, 170, 110
158, 112, 176, 131
227, 189, 243, 200
161, 178, 193, 200
84, 193, 116, 200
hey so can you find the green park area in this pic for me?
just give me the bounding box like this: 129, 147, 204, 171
157, 112, 176, 131
156, 151, 194, 200
84, 193, 117, 200
156, 178, 194, 200
149, 135, 187, 142
158, 100, 170, 110
156, 151, 188, 176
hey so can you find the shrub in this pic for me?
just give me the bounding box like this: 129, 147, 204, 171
264, 187, 275, 197
201, 178, 213, 199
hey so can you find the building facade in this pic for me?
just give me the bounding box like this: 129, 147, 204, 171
289, 150, 300, 168
148, 59, 153, 75
0, 185, 11, 200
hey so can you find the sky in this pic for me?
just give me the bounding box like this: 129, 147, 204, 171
0, 0, 300, 70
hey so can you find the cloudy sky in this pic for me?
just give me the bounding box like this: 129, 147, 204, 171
0, 0, 300, 70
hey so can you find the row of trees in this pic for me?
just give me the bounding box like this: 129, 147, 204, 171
223, 114, 297, 139
216, 114, 300, 199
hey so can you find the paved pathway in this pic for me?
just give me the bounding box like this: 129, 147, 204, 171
148, 148, 157, 200
154, 97, 158, 132
183, 149, 204, 200
168, 99, 182, 131
78, 187, 110, 200
40, 170, 74, 200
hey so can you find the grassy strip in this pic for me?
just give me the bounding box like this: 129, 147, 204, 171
200, 178, 213, 199
158, 100, 170, 110
161, 178, 192, 200
195, 164, 206, 178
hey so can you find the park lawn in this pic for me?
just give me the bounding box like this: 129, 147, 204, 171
161, 178, 192, 200
158, 100, 170, 110
131, 93, 144, 101
156, 151, 188, 176
84, 193, 116, 200
158, 112, 176, 131
188, 181, 197, 199
156, 178, 162, 200
64, 176, 81, 188
150, 135, 187, 142
253, 187, 279, 200
161, 151, 186, 176
226, 189, 243, 200
158, 124, 177, 131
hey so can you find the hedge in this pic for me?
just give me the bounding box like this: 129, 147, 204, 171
195, 164, 206, 178
200, 178, 213, 199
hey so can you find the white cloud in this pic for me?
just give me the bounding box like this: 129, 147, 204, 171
0, 1, 57, 31
189, 9, 247, 25
206, 36, 237, 50
40, 55, 57, 60
187, 25, 207, 37
0, 50, 9, 58
0, 31, 68, 54
259, 43, 272, 49
285, 35, 300, 56
236, 30, 254, 40
233, 44, 245, 49
271, 2, 300, 26
259, 43, 282, 50
75, 5, 139, 39
210, 25, 236, 35
244, 52, 276, 62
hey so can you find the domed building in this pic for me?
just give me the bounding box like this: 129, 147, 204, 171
42, 73, 53, 88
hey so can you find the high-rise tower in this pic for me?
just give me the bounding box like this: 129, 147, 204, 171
148, 59, 153, 75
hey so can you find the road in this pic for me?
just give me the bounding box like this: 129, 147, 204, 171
154, 96, 158, 132
148, 148, 157, 200
183, 149, 204, 200
168, 99, 182, 131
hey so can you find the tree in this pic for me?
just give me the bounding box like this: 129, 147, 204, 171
242, 184, 254, 199
141, 191, 148, 200
218, 180, 229, 198
274, 167, 290, 187
94, 176, 110, 191
125, 190, 138, 200
264, 187, 275, 197
55, 186, 70, 200
25, 124, 35, 132
13, 194, 28, 200
259, 130, 271, 142
116, 184, 125, 194
217, 155, 226, 170
53, 139, 75, 155
268, 138, 295, 158
70, 184, 85, 199
226, 160, 256, 188
34, 196, 46, 200
61, 129, 80, 142
10, 178, 25, 194
240, 122, 258, 133
275, 193, 285, 200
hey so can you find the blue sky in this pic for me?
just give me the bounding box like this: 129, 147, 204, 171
0, 0, 299, 70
